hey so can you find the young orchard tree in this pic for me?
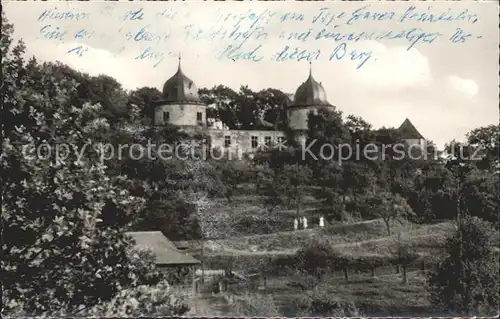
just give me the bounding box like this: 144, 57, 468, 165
390, 233, 419, 283
369, 192, 415, 236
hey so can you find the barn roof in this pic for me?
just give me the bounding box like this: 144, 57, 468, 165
126, 231, 200, 266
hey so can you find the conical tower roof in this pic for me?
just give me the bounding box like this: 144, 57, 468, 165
292, 62, 331, 107
162, 55, 202, 104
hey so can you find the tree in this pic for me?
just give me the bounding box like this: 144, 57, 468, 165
466, 124, 500, 171
211, 160, 247, 203
199, 85, 288, 130
390, 233, 419, 283
1, 15, 186, 316
368, 192, 415, 236
460, 169, 499, 228
258, 164, 312, 217
427, 216, 499, 315
295, 241, 336, 280
127, 87, 163, 123
172, 160, 222, 282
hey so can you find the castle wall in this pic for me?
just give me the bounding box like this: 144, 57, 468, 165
208, 129, 286, 158
155, 103, 206, 127
405, 138, 425, 148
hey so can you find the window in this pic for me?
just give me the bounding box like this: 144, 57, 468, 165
163, 112, 170, 122
196, 112, 203, 122
277, 136, 284, 144
251, 136, 258, 149
264, 136, 271, 147
224, 135, 231, 147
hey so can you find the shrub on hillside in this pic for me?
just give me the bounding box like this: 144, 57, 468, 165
292, 286, 361, 317
295, 241, 352, 280
295, 241, 336, 278
232, 293, 281, 316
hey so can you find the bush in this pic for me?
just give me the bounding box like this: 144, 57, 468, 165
295, 240, 353, 280
84, 280, 189, 317
232, 293, 281, 316
293, 286, 361, 316
295, 240, 336, 279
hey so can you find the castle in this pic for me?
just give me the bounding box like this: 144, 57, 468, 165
153, 57, 425, 156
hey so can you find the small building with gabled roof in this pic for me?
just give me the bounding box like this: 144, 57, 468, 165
126, 231, 200, 294
126, 231, 200, 267
398, 118, 426, 153
398, 118, 424, 140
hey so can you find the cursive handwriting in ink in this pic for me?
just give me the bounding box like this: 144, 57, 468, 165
449, 28, 472, 43
376, 28, 442, 50
280, 12, 305, 23
67, 45, 88, 57
123, 8, 144, 21
125, 25, 170, 43
346, 5, 395, 25
135, 47, 168, 67
399, 6, 479, 24
279, 29, 312, 42
274, 46, 321, 62
329, 42, 372, 69
38, 7, 90, 22
219, 44, 264, 62
312, 8, 346, 27
39, 24, 66, 41
74, 29, 93, 40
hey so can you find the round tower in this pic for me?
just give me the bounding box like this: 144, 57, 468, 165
154, 55, 206, 129
287, 62, 334, 131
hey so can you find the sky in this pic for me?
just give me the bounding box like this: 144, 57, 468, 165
4, 0, 499, 148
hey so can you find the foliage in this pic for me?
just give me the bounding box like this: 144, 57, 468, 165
84, 279, 189, 317
199, 85, 288, 130
127, 86, 163, 122
257, 163, 312, 215
295, 240, 336, 279
368, 192, 415, 236
1, 14, 185, 316
232, 293, 281, 317
465, 124, 500, 171
294, 286, 361, 317
390, 233, 419, 283
460, 169, 499, 227
427, 216, 500, 315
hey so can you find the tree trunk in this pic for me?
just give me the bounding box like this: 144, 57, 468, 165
420, 260, 425, 273
395, 264, 400, 274
402, 265, 407, 284
371, 267, 375, 277
296, 188, 302, 218
200, 239, 205, 283
384, 218, 391, 236
343, 268, 348, 281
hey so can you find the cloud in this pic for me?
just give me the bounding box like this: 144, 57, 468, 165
447, 75, 479, 97
352, 41, 433, 90
25, 40, 143, 90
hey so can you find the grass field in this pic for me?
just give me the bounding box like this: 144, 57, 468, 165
183, 194, 460, 316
